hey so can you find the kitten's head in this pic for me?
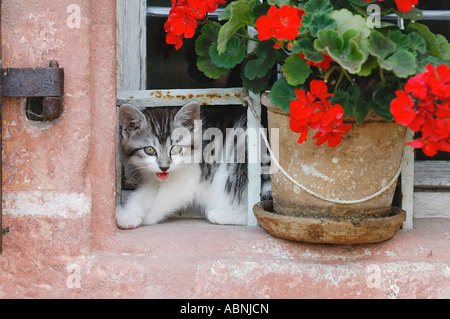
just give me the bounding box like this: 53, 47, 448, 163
119, 101, 200, 181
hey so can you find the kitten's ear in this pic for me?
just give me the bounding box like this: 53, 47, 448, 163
174, 101, 200, 130
119, 104, 147, 138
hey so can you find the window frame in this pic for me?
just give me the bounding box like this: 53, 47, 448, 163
116, 2, 450, 229
116, 1, 261, 226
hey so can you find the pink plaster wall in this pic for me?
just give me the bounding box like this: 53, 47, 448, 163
1, 0, 117, 256
1, 0, 449, 300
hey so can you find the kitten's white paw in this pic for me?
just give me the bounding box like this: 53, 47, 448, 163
115, 206, 143, 230
206, 209, 247, 226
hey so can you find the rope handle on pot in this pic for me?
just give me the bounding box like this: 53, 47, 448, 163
243, 95, 403, 205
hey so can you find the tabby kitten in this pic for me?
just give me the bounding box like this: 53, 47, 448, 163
116, 101, 248, 229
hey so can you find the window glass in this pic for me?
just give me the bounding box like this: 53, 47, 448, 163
146, 16, 242, 89
417, 1, 450, 10
146, 1, 240, 89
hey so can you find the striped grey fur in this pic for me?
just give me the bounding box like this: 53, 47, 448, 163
119, 103, 248, 204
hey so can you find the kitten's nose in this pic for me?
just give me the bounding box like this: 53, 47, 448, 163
159, 167, 169, 172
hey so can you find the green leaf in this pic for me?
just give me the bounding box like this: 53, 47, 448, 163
251, 2, 271, 23
195, 24, 230, 79
369, 30, 396, 60
281, 54, 312, 86
384, 51, 417, 78
436, 34, 450, 60
418, 56, 450, 72
209, 36, 247, 69
217, 0, 255, 55
195, 24, 219, 56
388, 31, 410, 52
244, 41, 277, 80
331, 90, 353, 116
196, 56, 229, 79
293, 38, 324, 63
348, 0, 371, 6
268, 0, 290, 5
218, 5, 232, 21
315, 29, 368, 74
268, 79, 300, 113
304, 0, 333, 15
357, 55, 378, 76
369, 30, 416, 78
331, 86, 367, 121
408, 32, 427, 56
355, 87, 371, 123
312, 9, 371, 74
407, 23, 443, 60
354, 105, 370, 124
330, 8, 370, 38
301, 0, 334, 34
308, 13, 336, 37
241, 65, 272, 93
372, 86, 395, 121
333, 85, 391, 123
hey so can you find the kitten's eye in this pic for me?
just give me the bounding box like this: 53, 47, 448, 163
171, 145, 183, 155
143, 146, 156, 156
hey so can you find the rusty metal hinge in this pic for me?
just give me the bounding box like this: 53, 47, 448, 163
1, 60, 64, 121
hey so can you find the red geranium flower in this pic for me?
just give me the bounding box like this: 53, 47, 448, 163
395, 0, 419, 12
256, 5, 305, 42
313, 124, 352, 147
363, 0, 418, 12
166, 5, 198, 38
392, 64, 450, 156
390, 90, 417, 127
187, 0, 226, 18
165, 31, 184, 50
310, 79, 334, 100
289, 80, 352, 147
300, 53, 333, 70
165, 0, 226, 50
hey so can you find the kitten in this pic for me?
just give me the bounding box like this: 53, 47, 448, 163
116, 101, 248, 229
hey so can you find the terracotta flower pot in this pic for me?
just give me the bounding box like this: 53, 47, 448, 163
254, 98, 407, 244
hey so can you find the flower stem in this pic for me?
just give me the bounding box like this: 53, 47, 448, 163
379, 67, 386, 84
334, 69, 345, 93
343, 70, 357, 86
334, 68, 358, 92
324, 66, 338, 83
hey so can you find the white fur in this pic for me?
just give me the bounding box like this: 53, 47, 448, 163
116, 102, 248, 229
195, 164, 247, 225
116, 162, 248, 229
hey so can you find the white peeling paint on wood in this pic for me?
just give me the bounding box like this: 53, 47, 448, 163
415, 161, 450, 188
116, 0, 147, 91
117, 88, 248, 108
247, 92, 262, 226
401, 129, 414, 230
414, 192, 450, 218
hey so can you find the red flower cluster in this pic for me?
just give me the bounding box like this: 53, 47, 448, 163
165, 0, 226, 50
390, 64, 450, 156
299, 53, 333, 70
290, 80, 352, 147
363, 0, 418, 12
256, 5, 305, 47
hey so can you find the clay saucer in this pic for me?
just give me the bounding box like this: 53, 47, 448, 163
253, 200, 406, 244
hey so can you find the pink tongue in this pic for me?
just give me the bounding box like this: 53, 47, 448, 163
156, 172, 169, 180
